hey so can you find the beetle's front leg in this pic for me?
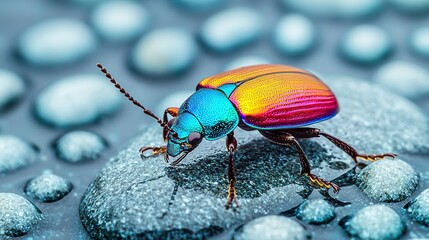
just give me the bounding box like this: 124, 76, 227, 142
139, 146, 169, 162
225, 132, 239, 210
162, 107, 179, 142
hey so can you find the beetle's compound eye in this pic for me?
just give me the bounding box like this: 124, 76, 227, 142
188, 132, 202, 147
167, 118, 176, 128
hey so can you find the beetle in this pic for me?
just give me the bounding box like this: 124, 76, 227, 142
97, 63, 396, 209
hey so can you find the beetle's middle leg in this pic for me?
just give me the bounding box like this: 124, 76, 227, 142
284, 128, 396, 163
225, 131, 239, 210
259, 130, 340, 193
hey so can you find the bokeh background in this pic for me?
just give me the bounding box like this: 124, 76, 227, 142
0, 0, 429, 239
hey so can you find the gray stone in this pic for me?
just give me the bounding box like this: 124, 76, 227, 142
410, 26, 429, 59
0, 193, 43, 237
24, 171, 73, 202
34, 74, 122, 128
80, 77, 429, 239
405, 188, 429, 226
0, 69, 25, 112
296, 199, 335, 224
0, 135, 38, 175
54, 131, 107, 163
356, 159, 419, 202
234, 215, 310, 240
340, 205, 405, 240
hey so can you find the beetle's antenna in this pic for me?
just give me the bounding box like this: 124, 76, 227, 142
97, 63, 173, 132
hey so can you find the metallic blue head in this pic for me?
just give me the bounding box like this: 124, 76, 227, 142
167, 112, 204, 157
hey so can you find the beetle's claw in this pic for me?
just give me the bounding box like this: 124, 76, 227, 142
139, 146, 167, 159
307, 173, 340, 193
225, 180, 239, 210
356, 153, 397, 162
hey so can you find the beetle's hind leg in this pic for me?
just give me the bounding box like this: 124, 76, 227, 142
284, 128, 397, 163
225, 132, 239, 210
259, 130, 340, 193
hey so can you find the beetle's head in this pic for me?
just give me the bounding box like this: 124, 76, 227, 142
166, 112, 204, 163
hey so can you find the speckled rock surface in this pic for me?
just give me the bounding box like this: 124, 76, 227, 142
24, 171, 73, 202
0, 193, 43, 237
296, 199, 335, 224
405, 188, 429, 226
80, 77, 429, 239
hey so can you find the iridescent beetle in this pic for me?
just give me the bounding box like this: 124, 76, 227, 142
97, 63, 396, 209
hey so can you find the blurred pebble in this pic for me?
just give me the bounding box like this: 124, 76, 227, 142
0, 69, 25, 112
34, 74, 122, 127
130, 28, 197, 76
91, 1, 149, 43
0, 135, 37, 175
405, 188, 429, 226
389, 0, 429, 14
281, 0, 383, 19
339, 25, 393, 65
224, 56, 269, 71
296, 199, 336, 224
24, 171, 73, 202
156, 91, 193, 116
234, 215, 309, 240
410, 26, 429, 59
0, 193, 43, 237
374, 61, 429, 98
356, 159, 419, 202
54, 131, 107, 163
170, 0, 225, 11
340, 205, 405, 240
200, 8, 263, 52
17, 19, 96, 66
273, 14, 317, 56
67, 0, 104, 7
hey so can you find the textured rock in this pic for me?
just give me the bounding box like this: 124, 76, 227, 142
54, 131, 107, 163
273, 14, 317, 56
405, 188, 429, 226
80, 77, 429, 239
234, 216, 310, 240
24, 171, 73, 202
296, 199, 335, 224
0, 135, 38, 175
0, 69, 25, 112
339, 25, 393, 65
199, 8, 263, 52
130, 28, 197, 76
17, 19, 96, 66
340, 205, 405, 240
91, 1, 150, 43
356, 159, 419, 202
0, 193, 43, 237
374, 61, 429, 98
34, 74, 122, 127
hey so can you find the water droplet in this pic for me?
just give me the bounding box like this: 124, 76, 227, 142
234, 215, 310, 240
296, 199, 335, 224
24, 171, 73, 202
0, 193, 43, 237
224, 56, 269, 71
17, 19, 96, 66
54, 131, 107, 163
91, 1, 150, 43
130, 28, 197, 77
199, 8, 263, 53
0, 135, 38, 175
0, 69, 25, 112
409, 26, 429, 59
339, 24, 393, 65
34, 74, 122, 127
273, 14, 317, 57
340, 204, 405, 240
356, 159, 418, 202
374, 61, 429, 98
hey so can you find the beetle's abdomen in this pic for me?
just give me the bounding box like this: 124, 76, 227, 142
180, 89, 239, 140
229, 72, 339, 129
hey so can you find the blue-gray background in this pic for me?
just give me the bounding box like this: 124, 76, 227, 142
0, 0, 428, 239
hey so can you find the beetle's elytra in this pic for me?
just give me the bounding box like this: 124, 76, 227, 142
97, 63, 396, 210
